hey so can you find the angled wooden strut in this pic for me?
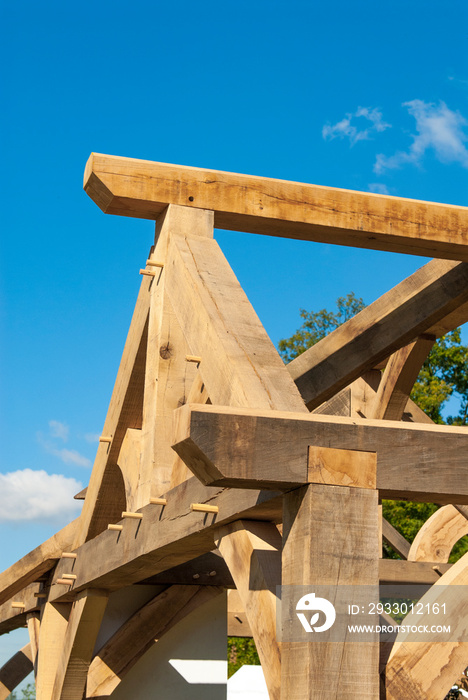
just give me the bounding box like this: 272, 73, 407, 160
408, 504, 468, 563
51, 589, 108, 700
86, 585, 223, 698
386, 552, 468, 700
215, 521, 282, 700
287, 258, 468, 409
84, 153, 468, 260
0, 644, 33, 700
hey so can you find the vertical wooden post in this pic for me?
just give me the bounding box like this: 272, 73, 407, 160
281, 482, 380, 699
36, 602, 71, 700
139, 205, 214, 503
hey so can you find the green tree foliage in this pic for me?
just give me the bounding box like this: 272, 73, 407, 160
7, 684, 35, 699
278, 293, 365, 363
228, 637, 260, 677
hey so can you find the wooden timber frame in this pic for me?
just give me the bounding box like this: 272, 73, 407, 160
1, 152, 468, 700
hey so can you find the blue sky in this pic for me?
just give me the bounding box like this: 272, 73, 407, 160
1, 0, 467, 676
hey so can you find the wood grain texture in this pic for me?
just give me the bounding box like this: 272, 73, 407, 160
0, 644, 33, 700
172, 403, 468, 502
378, 559, 451, 584
369, 336, 435, 420
308, 445, 376, 489
48, 477, 283, 602
170, 371, 210, 489
386, 552, 468, 700
36, 602, 71, 700
0, 519, 77, 606
165, 233, 308, 412
382, 518, 411, 559
408, 504, 468, 563
51, 589, 108, 700
73, 274, 151, 546
215, 521, 281, 700
287, 258, 468, 409
86, 585, 223, 698
84, 153, 468, 260
227, 589, 253, 637
140, 205, 213, 502
281, 484, 380, 699
27, 612, 40, 676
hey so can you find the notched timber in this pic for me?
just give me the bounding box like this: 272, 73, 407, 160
84, 153, 468, 260
173, 404, 468, 503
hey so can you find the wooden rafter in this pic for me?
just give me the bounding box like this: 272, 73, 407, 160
84, 153, 468, 260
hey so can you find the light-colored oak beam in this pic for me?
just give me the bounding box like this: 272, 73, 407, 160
51, 589, 108, 700
84, 153, 468, 260
281, 483, 380, 698
408, 504, 468, 563
215, 521, 281, 700
165, 232, 307, 412
172, 403, 468, 503
287, 258, 468, 409
386, 552, 468, 699
0, 519, 77, 606
381, 518, 411, 560
48, 477, 283, 603
0, 644, 33, 700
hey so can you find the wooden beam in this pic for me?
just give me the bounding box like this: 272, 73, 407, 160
137, 551, 234, 587
72, 272, 151, 546
287, 258, 468, 409
281, 483, 380, 698
51, 589, 108, 700
408, 504, 468, 563
27, 612, 40, 676
215, 521, 281, 700
0, 519, 77, 606
368, 336, 435, 420
0, 644, 33, 700
48, 477, 283, 602
86, 585, 223, 698
381, 518, 411, 559
228, 589, 253, 637
378, 559, 451, 584
84, 153, 468, 260
140, 205, 214, 502
35, 601, 72, 700
165, 232, 308, 412
0, 584, 40, 635
172, 403, 468, 503
386, 552, 468, 699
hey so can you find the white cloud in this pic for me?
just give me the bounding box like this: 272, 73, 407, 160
0, 469, 83, 522
368, 183, 390, 195
322, 107, 391, 146
48, 420, 69, 442
47, 447, 91, 467
375, 100, 468, 173
84, 433, 100, 444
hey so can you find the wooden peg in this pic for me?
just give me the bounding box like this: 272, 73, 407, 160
209, 571, 217, 577
61, 552, 77, 559
192, 574, 200, 580
99, 436, 112, 443
432, 565, 443, 577
11, 602, 25, 609
186, 355, 202, 363
56, 579, 74, 585
122, 511, 143, 520
146, 260, 164, 268
190, 503, 219, 514
149, 497, 167, 506
34, 592, 47, 598
108, 524, 123, 531
62, 574, 77, 580
140, 269, 157, 277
